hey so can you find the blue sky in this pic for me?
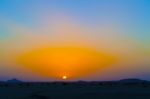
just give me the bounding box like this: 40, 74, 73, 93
0, 0, 150, 41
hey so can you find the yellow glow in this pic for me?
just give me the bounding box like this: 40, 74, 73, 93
16, 46, 118, 80
62, 75, 67, 80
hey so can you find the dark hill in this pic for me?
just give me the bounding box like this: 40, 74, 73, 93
118, 78, 147, 83
6, 78, 23, 83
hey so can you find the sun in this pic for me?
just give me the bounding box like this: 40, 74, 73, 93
62, 75, 67, 80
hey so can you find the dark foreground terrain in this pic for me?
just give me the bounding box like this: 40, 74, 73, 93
1, 79, 150, 99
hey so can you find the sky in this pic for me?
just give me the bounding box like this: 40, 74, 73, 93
0, 0, 150, 81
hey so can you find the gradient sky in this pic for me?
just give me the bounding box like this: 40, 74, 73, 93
0, 0, 150, 81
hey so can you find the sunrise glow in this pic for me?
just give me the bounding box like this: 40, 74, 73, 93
16, 46, 118, 80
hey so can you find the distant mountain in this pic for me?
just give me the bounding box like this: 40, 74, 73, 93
6, 78, 23, 83
118, 78, 148, 83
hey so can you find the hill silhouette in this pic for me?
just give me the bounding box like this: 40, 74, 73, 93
118, 78, 147, 83
6, 78, 23, 83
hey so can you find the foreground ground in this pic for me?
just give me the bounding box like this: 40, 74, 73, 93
0, 82, 150, 99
